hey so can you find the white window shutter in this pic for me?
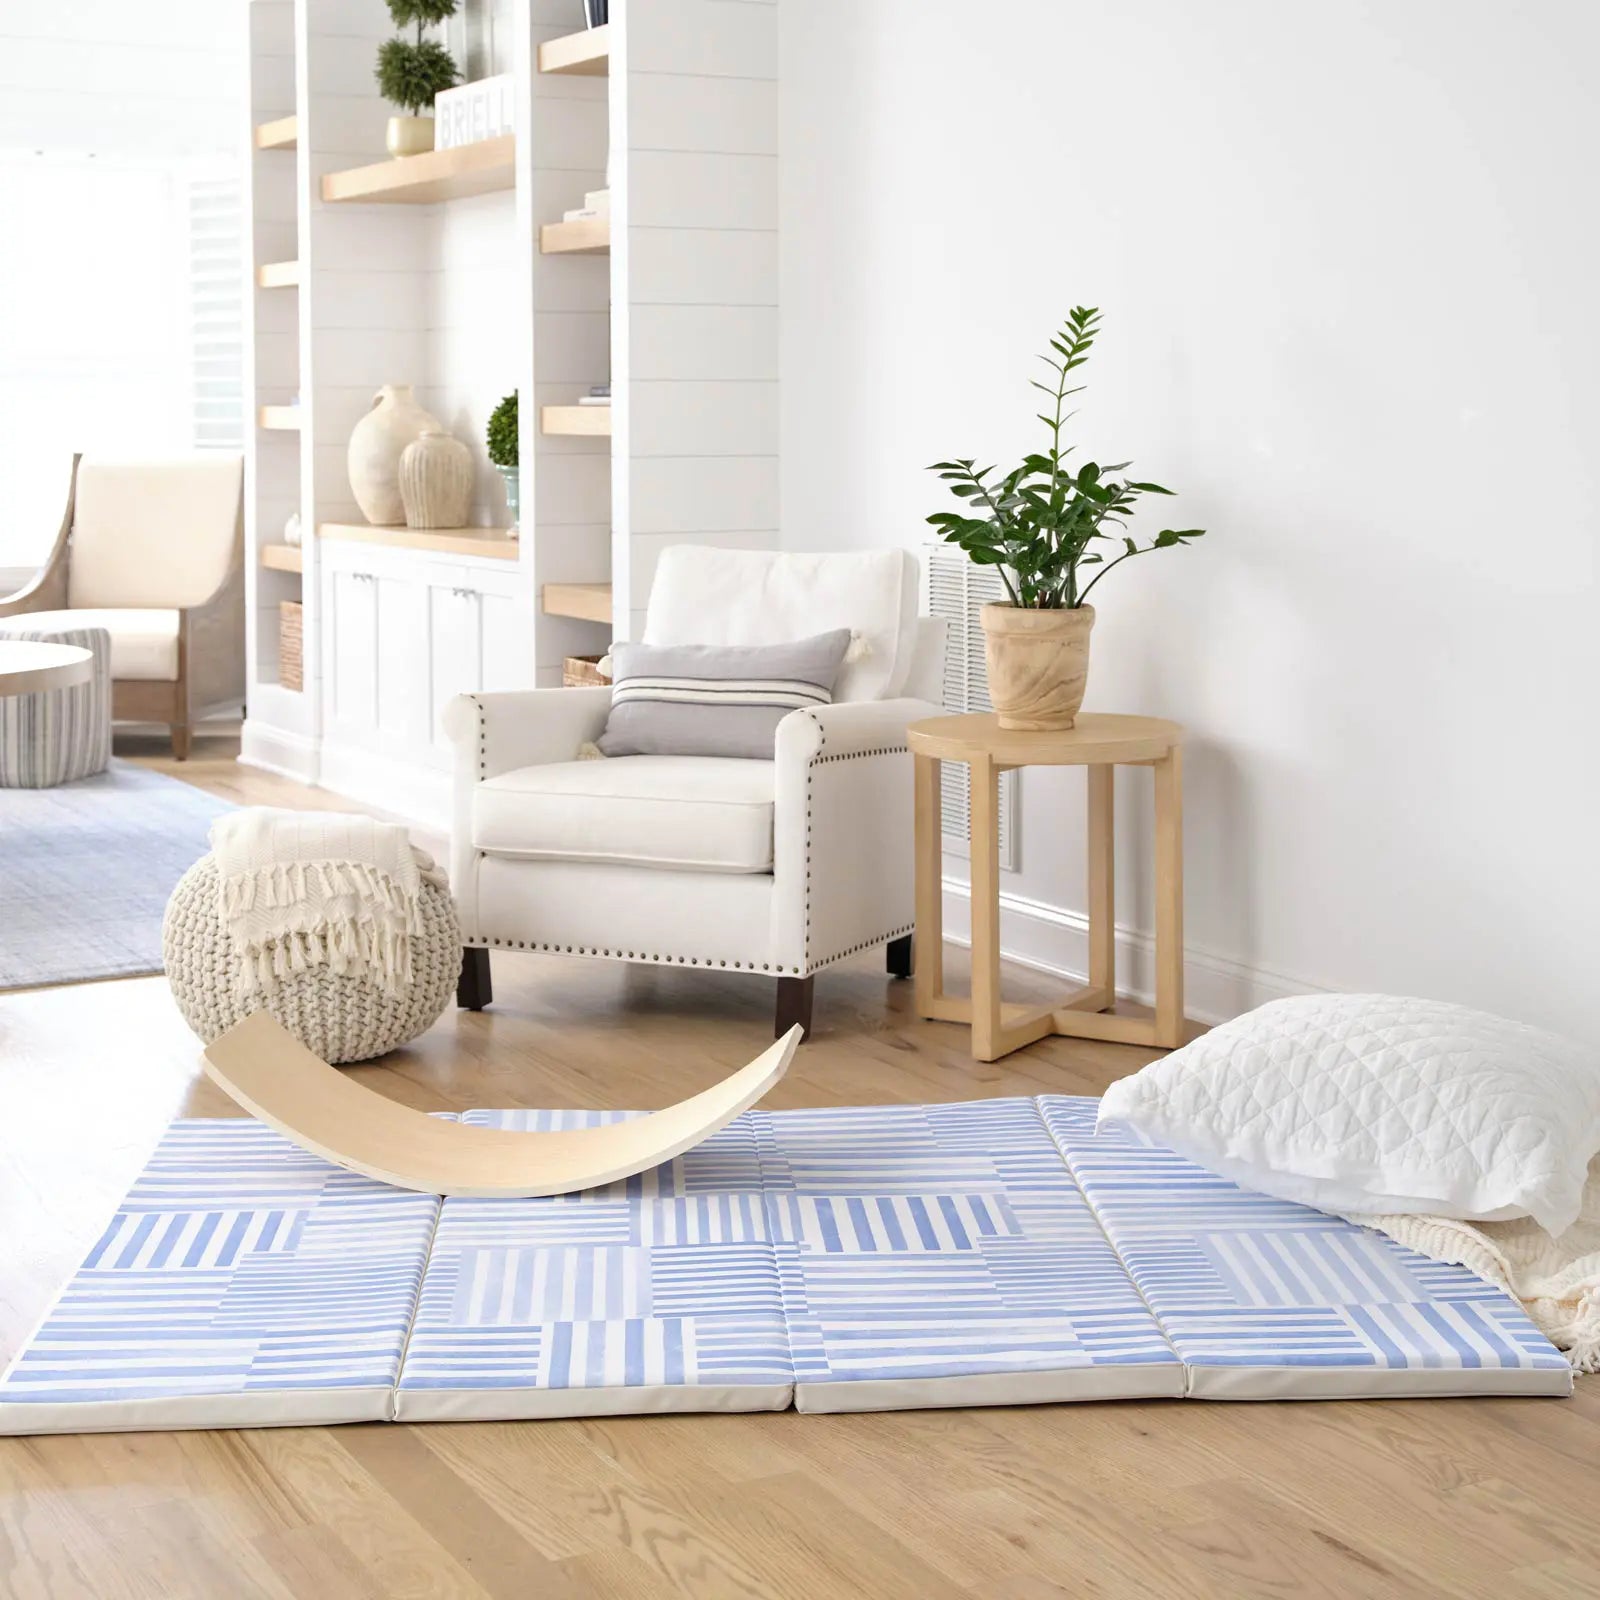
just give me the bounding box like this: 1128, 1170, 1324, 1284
185, 174, 245, 452
923, 544, 1020, 870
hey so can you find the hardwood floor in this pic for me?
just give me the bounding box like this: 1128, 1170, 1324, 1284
0, 728, 1594, 1598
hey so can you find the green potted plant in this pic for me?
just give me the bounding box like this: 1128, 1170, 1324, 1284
927, 306, 1205, 730
375, 0, 461, 158
486, 390, 518, 535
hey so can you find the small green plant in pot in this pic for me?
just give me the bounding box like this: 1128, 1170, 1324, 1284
375, 0, 460, 157
486, 390, 519, 535
927, 306, 1205, 730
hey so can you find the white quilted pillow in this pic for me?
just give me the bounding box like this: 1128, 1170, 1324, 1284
1099, 994, 1600, 1237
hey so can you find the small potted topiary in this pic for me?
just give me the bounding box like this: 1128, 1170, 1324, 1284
486, 390, 518, 535
375, 0, 461, 158
927, 306, 1206, 730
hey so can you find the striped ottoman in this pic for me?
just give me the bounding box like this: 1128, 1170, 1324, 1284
0, 622, 111, 787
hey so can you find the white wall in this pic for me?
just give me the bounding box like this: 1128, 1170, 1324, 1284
780, 0, 1600, 1042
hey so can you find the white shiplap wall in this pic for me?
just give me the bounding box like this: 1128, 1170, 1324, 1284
612, 0, 781, 642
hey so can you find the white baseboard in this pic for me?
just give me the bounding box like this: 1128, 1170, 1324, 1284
239, 719, 319, 784
940, 878, 1327, 1025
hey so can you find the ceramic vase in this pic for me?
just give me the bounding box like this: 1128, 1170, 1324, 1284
980, 603, 1095, 731
387, 115, 435, 158
399, 429, 474, 529
496, 465, 520, 535
347, 385, 442, 526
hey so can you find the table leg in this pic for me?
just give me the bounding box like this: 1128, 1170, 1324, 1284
1153, 746, 1185, 1047
912, 753, 944, 1018
969, 753, 1003, 1061
1087, 763, 1115, 1008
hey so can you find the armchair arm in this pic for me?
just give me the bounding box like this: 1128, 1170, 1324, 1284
442, 687, 612, 925
771, 697, 941, 974
0, 454, 77, 618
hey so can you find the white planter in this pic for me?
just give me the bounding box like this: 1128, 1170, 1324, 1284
347, 385, 442, 526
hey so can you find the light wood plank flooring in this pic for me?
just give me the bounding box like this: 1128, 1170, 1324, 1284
0, 727, 1594, 1599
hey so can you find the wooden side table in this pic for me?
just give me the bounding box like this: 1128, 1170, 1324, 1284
908, 712, 1186, 1062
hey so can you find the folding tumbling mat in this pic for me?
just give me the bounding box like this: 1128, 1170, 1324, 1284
0, 1097, 1571, 1434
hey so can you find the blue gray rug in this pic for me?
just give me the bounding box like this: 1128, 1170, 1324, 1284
0, 759, 233, 991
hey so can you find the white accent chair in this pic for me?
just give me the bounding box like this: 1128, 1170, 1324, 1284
0, 453, 245, 759
443, 546, 946, 1037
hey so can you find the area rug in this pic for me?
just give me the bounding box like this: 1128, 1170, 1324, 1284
0, 759, 233, 991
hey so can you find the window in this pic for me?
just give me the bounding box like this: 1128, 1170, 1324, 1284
0, 153, 242, 575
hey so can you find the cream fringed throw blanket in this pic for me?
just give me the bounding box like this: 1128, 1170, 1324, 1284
1349, 1158, 1600, 1374
211, 809, 446, 1000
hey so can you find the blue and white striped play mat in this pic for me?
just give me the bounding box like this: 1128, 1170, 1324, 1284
0, 1097, 1570, 1433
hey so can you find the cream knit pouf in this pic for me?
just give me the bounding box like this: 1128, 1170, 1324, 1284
163, 854, 459, 1064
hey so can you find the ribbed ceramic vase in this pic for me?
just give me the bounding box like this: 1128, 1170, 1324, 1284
347, 385, 441, 526
399, 429, 474, 529
980, 603, 1095, 731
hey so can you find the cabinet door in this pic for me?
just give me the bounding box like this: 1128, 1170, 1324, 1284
324, 567, 379, 742
480, 587, 529, 692
374, 573, 430, 757
428, 576, 483, 759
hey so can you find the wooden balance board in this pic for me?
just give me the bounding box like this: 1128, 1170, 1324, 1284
202, 1010, 800, 1197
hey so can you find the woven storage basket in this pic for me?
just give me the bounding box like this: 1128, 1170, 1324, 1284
562, 653, 611, 687
279, 601, 304, 691
163, 854, 459, 1064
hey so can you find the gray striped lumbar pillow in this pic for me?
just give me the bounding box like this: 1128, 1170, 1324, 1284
596, 630, 853, 758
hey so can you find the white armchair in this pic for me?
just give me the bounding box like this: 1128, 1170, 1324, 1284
443, 546, 946, 1036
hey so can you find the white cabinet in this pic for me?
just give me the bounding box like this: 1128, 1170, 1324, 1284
321, 543, 532, 777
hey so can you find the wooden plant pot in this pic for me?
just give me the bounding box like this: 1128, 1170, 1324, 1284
980, 602, 1094, 731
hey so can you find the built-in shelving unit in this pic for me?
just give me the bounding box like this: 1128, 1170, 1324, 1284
255, 259, 300, 288
541, 405, 611, 437
539, 218, 609, 255
254, 113, 297, 150
240, 0, 778, 826
318, 524, 519, 561
260, 543, 303, 573
542, 583, 613, 625
538, 24, 609, 76
321, 135, 515, 205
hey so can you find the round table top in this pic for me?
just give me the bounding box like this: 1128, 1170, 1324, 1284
907, 711, 1183, 766
0, 639, 95, 698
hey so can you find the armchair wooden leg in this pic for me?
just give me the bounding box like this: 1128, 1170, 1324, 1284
170, 723, 192, 761
775, 975, 814, 1039
886, 934, 914, 980
457, 947, 493, 1011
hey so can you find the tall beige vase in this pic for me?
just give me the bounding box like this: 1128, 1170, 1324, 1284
399, 429, 474, 529
981, 603, 1095, 731
347, 384, 441, 526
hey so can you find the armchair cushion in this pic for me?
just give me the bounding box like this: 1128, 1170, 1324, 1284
643, 546, 919, 703
19, 607, 178, 681
69, 455, 243, 610
474, 755, 776, 874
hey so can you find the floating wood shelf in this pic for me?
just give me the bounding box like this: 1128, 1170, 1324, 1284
539, 24, 610, 76
541, 404, 612, 437
321, 135, 515, 205
257, 405, 301, 431
540, 218, 609, 255
256, 259, 300, 289
541, 582, 613, 624
255, 115, 297, 151
317, 523, 520, 561
260, 543, 304, 574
